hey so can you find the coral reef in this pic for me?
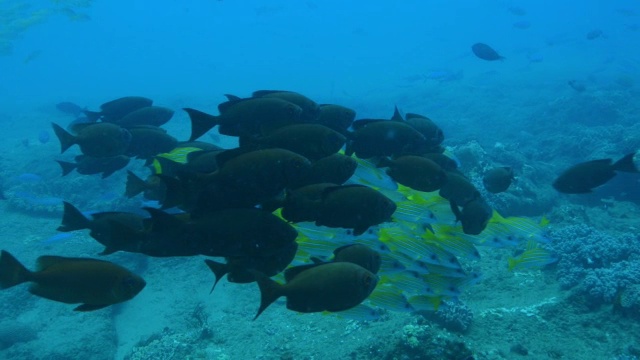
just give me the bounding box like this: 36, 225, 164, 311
427, 300, 474, 333
549, 224, 640, 307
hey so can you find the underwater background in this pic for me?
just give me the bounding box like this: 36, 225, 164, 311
1, 0, 640, 359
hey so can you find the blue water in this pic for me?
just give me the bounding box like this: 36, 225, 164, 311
1, 1, 640, 359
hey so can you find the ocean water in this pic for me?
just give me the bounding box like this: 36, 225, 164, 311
0, 1, 639, 359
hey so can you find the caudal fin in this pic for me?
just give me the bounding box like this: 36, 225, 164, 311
613, 152, 639, 173
204, 259, 229, 294
0, 250, 32, 289
57, 201, 91, 232
252, 271, 285, 320
183, 108, 220, 142
56, 160, 77, 176
125, 171, 148, 198
51, 123, 77, 154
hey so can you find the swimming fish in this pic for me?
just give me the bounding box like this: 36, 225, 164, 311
552, 153, 639, 194
52, 122, 131, 158
471, 43, 505, 61
253, 262, 377, 319
84, 96, 153, 123
482, 166, 514, 193
0, 250, 145, 311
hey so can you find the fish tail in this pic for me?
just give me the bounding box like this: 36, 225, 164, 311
252, 270, 284, 320
0, 250, 32, 289
55, 160, 77, 176
51, 122, 76, 154
613, 152, 639, 173
507, 257, 518, 271
183, 108, 220, 142
204, 259, 229, 294
125, 171, 149, 198
57, 201, 91, 232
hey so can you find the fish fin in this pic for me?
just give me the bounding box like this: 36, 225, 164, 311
57, 201, 91, 232
309, 256, 326, 264
56, 160, 77, 176
352, 226, 368, 236
82, 110, 102, 122
51, 122, 76, 154
251, 270, 285, 320
0, 250, 32, 289
283, 263, 321, 283
204, 259, 229, 294
143, 207, 186, 233
507, 257, 518, 271
449, 200, 462, 223
125, 171, 148, 198
613, 152, 639, 173
391, 105, 404, 121
183, 108, 219, 142
74, 303, 110, 311
252, 90, 291, 97
223, 94, 242, 101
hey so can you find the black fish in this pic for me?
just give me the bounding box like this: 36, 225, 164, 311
471, 43, 505, 61
84, 96, 153, 122
553, 153, 639, 194
57, 155, 130, 178
0, 250, 145, 311
482, 167, 514, 193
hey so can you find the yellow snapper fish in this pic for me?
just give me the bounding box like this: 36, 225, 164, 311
367, 285, 415, 312
151, 146, 203, 174
508, 240, 557, 271
424, 225, 481, 260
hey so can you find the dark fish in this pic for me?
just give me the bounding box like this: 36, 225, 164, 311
204, 241, 298, 291
378, 155, 447, 192
471, 43, 505, 61
402, 111, 444, 150
346, 120, 427, 159
125, 126, 177, 160
315, 184, 397, 235
482, 167, 514, 193
67, 116, 94, 134
110, 208, 298, 258
0, 250, 145, 311
450, 197, 492, 235
293, 153, 357, 188
568, 80, 586, 92
253, 262, 378, 319
586, 29, 603, 40
84, 96, 153, 122
280, 183, 337, 223
112, 106, 175, 128
56, 102, 84, 117
249, 90, 321, 123
552, 153, 639, 194
56, 155, 130, 178
153, 149, 223, 178
310, 244, 381, 274
423, 153, 459, 172
316, 104, 356, 134
184, 97, 303, 141
242, 124, 346, 161
439, 172, 481, 207
52, 122, 131, 158
57, 201, 148, 255
200, 148, 312, 209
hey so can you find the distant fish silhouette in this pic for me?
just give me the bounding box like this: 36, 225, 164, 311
586, 29, 603, 40
471, 43, 505, 61
56, 102, 84, 117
